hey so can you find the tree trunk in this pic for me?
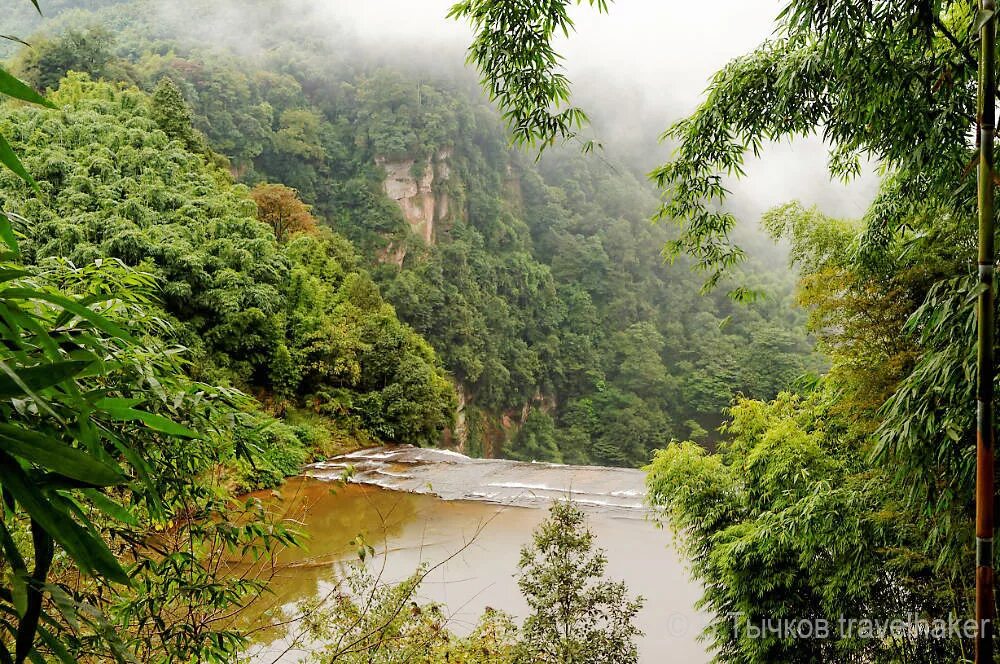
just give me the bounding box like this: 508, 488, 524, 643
976, 1, 997, 661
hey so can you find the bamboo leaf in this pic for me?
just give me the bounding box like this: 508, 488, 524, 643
0, 359, 60, 421
0, 520, 27, 577
81, 490, 137, 527
0, 134, 38, 192
35, 626, 75, 664
0, 69, 54, 109
10, 572, 27, 619
0, 454, 128, 584
0, 424, 124, 486
0, 213, 19, 255
1, 289, 134, 342
42, 585, 78, 631
98, 404, 200, 439
0, 360, 91, 398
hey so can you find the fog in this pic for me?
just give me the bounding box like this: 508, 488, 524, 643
22, 0, 878, 228
298, 0, 879, 223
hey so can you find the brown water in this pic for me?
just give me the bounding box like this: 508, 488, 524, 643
240, 446, 708, 663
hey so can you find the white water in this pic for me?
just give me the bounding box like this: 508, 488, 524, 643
308, 445, 652, 514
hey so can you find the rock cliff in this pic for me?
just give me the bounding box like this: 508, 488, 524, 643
376, 148, 453, 260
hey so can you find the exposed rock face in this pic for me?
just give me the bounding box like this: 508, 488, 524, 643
375, 149, 541, 458
376, 148, 453, 254
441, 382, 468, 453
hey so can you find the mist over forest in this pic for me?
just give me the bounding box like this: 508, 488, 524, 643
9, 0, 880, 221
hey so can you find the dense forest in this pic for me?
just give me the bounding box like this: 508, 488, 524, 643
0, 0, 817, 469
0, 1, 824, 660
8, 0, 996, 663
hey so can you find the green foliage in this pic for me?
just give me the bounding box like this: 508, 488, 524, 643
652, 2, 977, 286
11, 3, 1000, 664
454, 0, 1000, 658
0, 249, 299, 661
507, 408, 561, 463
66, 13, 812, 466
647, 179, 979, 663
0, 10, 55, 190
232, 417, 311, 490
448, 0, 608, 152
454, 0, 980, 292
281, 232, 456, 444
0, 73, 455, 447
647, 391, 959, 663
12, 27, 124, 92
516, 501, 643, 664
11, 1, 818, 469
149, 76, 199, 150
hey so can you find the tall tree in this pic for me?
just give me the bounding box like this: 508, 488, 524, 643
250, 182, 319, 243
516, 501, 642, 664
150, 76, 200, 149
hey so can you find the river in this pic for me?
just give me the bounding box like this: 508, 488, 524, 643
240, 446, 708, 663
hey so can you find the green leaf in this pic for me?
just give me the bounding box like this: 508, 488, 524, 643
2, 288, 135, 342
91, 397, 143, 410
0, 213, 19, 255
0, 360, 91, 398
42, 585, 78, 631
11, 571, 27, 618
95, 398, 200, 438
0, 453, 129, 584
0, 359, 59, 421
0, 424, 125, 486
0, 68, 54, 109
36, 625, 76, 664
0, 520, 27, 577
0, 133, 38, 192
0, 268, 28, 283
81, 489, 138, 527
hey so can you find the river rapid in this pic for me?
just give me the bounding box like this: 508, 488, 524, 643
241, 446, 708, 663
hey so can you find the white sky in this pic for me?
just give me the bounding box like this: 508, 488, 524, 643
317, 0, 784, 113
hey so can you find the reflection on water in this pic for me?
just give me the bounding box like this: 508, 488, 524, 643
238, 447, 708, 663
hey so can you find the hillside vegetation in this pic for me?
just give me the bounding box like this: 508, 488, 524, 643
2, 1, 818, 466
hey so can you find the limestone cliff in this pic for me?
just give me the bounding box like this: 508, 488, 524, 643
376, 148, 453, 262
375, 149, 544, 457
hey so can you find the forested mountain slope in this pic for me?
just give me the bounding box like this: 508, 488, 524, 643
4, 0, 819, 466
0, 74, 456, 481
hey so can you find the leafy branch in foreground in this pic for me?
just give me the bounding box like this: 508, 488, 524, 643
0, 0, 53, 190
0, 227, 180, 661
454, 0, 980, 292
0, 236, 303, 662
447, 0, 608, 154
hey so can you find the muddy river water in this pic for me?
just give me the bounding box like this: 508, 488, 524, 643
241, 446, 708, 663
